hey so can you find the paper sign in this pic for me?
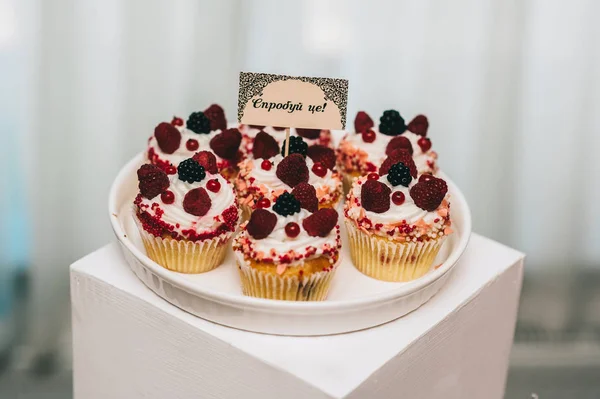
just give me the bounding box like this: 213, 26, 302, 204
238, 72, 348, 130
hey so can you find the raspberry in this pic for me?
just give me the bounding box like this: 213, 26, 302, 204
221, 206, 239, 231
192, 151, 218, 174
187, 111, 211, 134
281, 136, 308, 157
210, 128, 242, 160
276, 154, 309, 188
361, 179, 391, 213
272, 192, 301, 217
379, 110, 406, 136
154, 122, 181, 154
183, 187, 211, 216
137, 164, 170, 199
204, 104, 227, 131
178, 158, 206, 183
291, 183, 318, 212
296, 128, 321, 139
407, 114, 429, 136
307, 145, 336, 170
410, 176, 448, 211
379, 150, 417, 178
252, 131, 279, 159
386, 136, 413, 156
302, 208, 338, 237
387, 162, 413, 187
354, 111, 374, 133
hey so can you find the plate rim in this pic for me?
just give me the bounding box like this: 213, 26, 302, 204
109, 152, 472, 313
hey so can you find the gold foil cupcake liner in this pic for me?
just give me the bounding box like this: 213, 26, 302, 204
345, 220, 445, 282
135, 217, 232, 274
234, 251, 339, 301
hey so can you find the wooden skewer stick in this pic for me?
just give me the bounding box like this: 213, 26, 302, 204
284, 127, 291, 157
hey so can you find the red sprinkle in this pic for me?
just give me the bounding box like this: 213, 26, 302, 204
392, 191, 405, 205
186, 139, 199, 151
362, 129, 376, 143
206, 179, 221, 193
261, 159, 272, 171
312, 162, 327, 177
161, 190, 175, 204
285, 222, 300, 238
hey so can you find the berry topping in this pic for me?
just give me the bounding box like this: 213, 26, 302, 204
206, 178, 221, 193
379, 150, 417, 178
247, 209, 277, 239
154, 122, 181, 154
307, 145, 336, 170
210, 128, 242, 160
379, 110, 406, 136
276, 154, 309, 188
204, 104, 227, 132
361, 179, 391, 213
186, 139, 199, 151
386, 136, 413, 156
186, 111, 211, 134
407, 114, 429, 136
161, 190, 175, 204
272, 192, 301, 217
285, 222, 300, 238
256, 197, 271, 209
137, 164, 170, 199
296, 128, 321, 139
171, 117, 184, 126
410, 176, 448, 211
362, 129, 376, 143
221, 206, 239, 231
272, 126, 286, 131
392, 191, 405, 205
387, 162, 413, 187
183, 187, 211, 216
261, 159, 272, 171
192, 151, 219, 174
302, 208, 338, 237
177, 158, 206, 183
312, 162, 327, 178
419, 173, 434, 182
354, 111, 374, 133
417, 136, 432, 152
281, 136, 308, 157
291, 183, 318, 213
252, 131, 279, 159
367, 172, 379, 180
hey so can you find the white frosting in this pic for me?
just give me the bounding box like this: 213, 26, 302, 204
346, 175, 439, 225
138, 172, 236, 235
249, 207, 338, 260
148, 124, 225, 166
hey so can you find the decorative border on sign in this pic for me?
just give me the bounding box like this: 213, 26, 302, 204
238, 72, 348, 129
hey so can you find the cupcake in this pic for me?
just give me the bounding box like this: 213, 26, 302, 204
344, 154, 452, 282
233, 185, 341, 301
235, 134, 343, 221
134, 152, 239, 273
337, 110, 438, 191
147, 104, 243, 181
239, 124, 332, 157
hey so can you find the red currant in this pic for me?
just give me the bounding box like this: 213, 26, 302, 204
312, 162, 327, 177
367, 172, 379, 180
256, 197, 271, 209
171, 117, 184, 126
261, 159, 272, 171
206, 179, 221, 193
285, 222, 300, 238
166, 165, 177, 175
161, 190, 175, 204
392, 191, 405, 205
419, 173, 434, 183
186, 139, 199, 151
418, 137, 431, 152
362, 129, 376, 143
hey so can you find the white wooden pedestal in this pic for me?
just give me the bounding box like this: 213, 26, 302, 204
70, 233, 524, 399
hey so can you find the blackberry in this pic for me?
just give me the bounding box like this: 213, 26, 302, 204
379, 110, 406, 136
186, 111, 212, 134
178, 158, 206, 183
272, 192, 301, 217
281, 136, 308, 157
387, 162, 412, 187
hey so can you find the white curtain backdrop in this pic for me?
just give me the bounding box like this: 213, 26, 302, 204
3, 0, 599, 355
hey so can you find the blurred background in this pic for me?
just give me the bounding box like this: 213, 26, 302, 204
1, 0, 599, 397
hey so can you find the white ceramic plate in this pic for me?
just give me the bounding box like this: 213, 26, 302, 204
109, 152, 471, 335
